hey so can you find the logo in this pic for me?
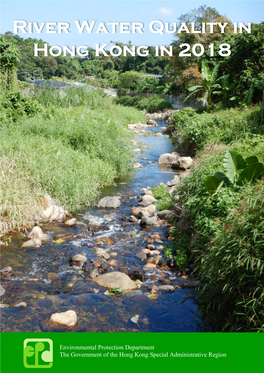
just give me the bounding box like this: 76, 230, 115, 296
23, 339, 53, 368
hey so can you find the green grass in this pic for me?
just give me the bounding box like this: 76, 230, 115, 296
171, 105, 262, 152
0, 87, 146, 234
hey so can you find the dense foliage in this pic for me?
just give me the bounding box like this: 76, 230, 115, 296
115, 95, 172, 113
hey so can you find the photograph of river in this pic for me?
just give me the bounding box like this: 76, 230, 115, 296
1, 0, 263, 337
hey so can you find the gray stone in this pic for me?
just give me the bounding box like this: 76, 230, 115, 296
97, 196, 121, 209
133, 163, 143, 169
71, 254, 87, 263
167, 175, 181, 187
14, 302, 27, 308
147, 119, 157, 126
140, 216, 158, 227
89, 268, 99, 278
158, 285, 175, 291
21, 239, 42, 248
0, 285, 6, 296
172, 156, 193, 170
0, 266, 12, 275
28, 226, 50, 241
146, 204, 157, 216
41, 205, 67, 222
158, 153, 179, 165
50, 310, 77, 327
129, 216, 138, 222
93, 271, 137, 291
95, 248, 110, 260
0, 304, 8, 308
64, 218, 77, 227
157, 210, 174, 220
141, 195, 157, 205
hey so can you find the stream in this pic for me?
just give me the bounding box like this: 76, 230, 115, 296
0, 119, 208, 333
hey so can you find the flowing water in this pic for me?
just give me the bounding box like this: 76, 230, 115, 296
0, 120, 208, 333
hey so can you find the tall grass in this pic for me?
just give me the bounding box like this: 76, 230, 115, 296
0, 87, 146, 234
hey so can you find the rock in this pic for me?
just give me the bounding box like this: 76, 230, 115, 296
131, 140, 137, 146
134, 148, 141, 153
0, 266, 12, 275
156, 132, 163, 137
110, 252, 118, 258
172, 156, 193, 170
64, 218, 77, 227
14, 302, 27, 308
0, 241, 6, 246
147, 119, 157, 126
133, 163, 143, 169
21, 239, 42, 248
28, 226, 50, 241
140, 216, 158, 227
71, 254, 87, 263
138, 210, 150, 218
89, 268, 99, 278
93, 271, 137, 291
157, 210, 174, 220
131, 207, 142, 217
146, 204, 157, 216
100, 262, 109, 271
95, 237, 114, 245
149, 250, 161, 256
143, 263, 157, 271
0, 304, 8, 308
47, 273, 61, 281
95, 248, 110, 260
0, 285, 6, 296
50, 310, 77, 327
141, 195, 157, 205
158, 153, 179, 166
167, 175, 181, 187
158, 285, 175, 291
42, 205, 68, 222
97, 196, 121, 209
142, 190, 152, 195
129, 216, 138, 222
146, 255, 162, 266
146, 244, 155, 250
135, 249, 150, 261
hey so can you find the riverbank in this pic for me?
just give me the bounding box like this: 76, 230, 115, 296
0, 88, 146, 235
162, 105, 264, 332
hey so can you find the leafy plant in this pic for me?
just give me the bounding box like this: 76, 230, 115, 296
184, 62, 222, 111
204, 150, 264, 194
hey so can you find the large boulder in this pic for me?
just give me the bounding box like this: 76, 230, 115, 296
158, 153, 179, 166
97, 196, 121, 209
28, 226, 50, 241
50, 310, 77, 327
172, 157, 193, 170
93, 271, 137, 291
41, 205, 67, 222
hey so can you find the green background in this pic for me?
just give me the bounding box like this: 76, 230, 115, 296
1, 332, 263, 372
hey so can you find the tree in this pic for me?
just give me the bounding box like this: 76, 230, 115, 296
0, 36, 19, 90
216, 22, 264, 104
